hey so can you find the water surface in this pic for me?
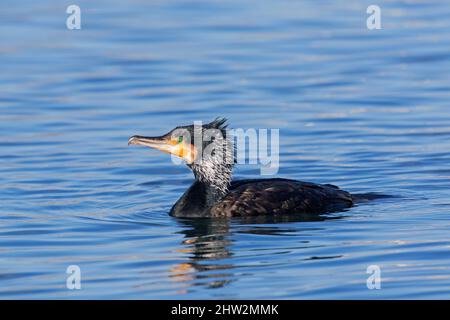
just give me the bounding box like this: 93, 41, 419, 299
1, 0, 450, 299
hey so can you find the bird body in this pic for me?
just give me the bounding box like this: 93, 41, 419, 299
170, 178, 353, 217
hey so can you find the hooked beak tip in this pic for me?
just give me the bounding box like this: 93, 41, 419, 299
128, 136, 138, 146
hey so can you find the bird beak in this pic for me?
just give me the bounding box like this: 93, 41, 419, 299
128, 135, 176, 154
128, 135, 197, 163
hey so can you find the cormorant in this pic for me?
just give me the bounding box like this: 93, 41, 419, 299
128, 118, 372, 218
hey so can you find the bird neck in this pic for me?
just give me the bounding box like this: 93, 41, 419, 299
170, 178, 226, 217
190, 161, 232, 199
170, 140, 234, 217
188, 140, 234, 199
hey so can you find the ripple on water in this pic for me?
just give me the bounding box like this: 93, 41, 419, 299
1, 0, 450, 299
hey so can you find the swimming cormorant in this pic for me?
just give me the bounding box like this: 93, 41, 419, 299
128, 118, 369, 217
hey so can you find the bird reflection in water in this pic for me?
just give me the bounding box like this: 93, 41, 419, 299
169, 218, 234, 293
168, 214, 345, 294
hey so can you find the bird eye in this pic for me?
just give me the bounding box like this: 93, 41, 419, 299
178, 136, 183, 144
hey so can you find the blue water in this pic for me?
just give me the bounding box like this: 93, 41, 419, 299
1, 0, 450, 299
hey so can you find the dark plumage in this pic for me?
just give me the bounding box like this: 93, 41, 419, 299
170, 178, 353, 217
211, 179, 353, 217
129, 118, 379, 218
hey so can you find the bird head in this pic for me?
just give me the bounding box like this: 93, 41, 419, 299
128, 117, 233, 194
